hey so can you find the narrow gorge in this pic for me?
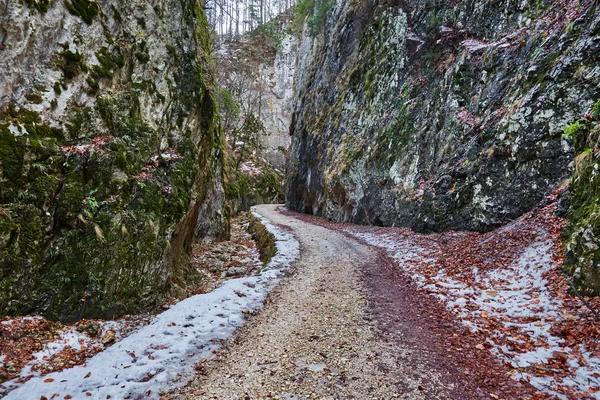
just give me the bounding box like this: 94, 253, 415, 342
1, 0, 600, 399
285, 0, 600, 295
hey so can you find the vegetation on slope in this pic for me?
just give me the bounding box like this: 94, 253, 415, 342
564, 100, 600, 296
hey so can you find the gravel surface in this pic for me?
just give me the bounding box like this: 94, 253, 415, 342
174, 205, 454, 399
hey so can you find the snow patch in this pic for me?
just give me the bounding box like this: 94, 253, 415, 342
1, 209, 299, 400
344, 227, 600, 399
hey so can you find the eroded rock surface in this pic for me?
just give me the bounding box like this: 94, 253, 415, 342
286, 0, 600, 233
0, 0, 225, 320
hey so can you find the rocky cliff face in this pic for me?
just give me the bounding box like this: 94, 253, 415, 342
563, 103, 600, 296
258, 32, 296, 169
0, 0, 226, 320
286, 0, 600, 233
215, 26, 296, 170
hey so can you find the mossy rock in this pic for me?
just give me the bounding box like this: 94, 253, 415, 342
248, 213, 276, 265
564, 104, 600, 296
0, 0, 224, 321
22, 0, 52, 13
65, 0, 99, 24
58, 49, 87, 81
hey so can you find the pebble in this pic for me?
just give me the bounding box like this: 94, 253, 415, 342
226, 267, 246, 276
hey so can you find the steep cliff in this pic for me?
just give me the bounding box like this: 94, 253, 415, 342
214, 19, 296, 212
0, 0, 226, 320
257, 31, 296, 169
287, 0, 600, 233
563, 102, 600, 296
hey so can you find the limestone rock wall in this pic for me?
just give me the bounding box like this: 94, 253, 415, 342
259, 32, 296, 168
563, 104, 600, 296
286, 0, 600, 232
0, 0, 226, 320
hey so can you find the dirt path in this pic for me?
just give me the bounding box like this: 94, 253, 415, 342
174, 204, 475, 400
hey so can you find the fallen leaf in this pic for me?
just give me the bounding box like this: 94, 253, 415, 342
44, 378, 54, 383
84, 372, 91, 379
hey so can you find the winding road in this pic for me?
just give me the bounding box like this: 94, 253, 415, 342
175, 205, 471, 399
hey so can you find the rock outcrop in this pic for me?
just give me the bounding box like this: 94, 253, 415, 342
563, 103, 600, 296
0, 0, 225, 320
286, 0, 600, 233
258, 31, 296, 169
214, 20, 296, 213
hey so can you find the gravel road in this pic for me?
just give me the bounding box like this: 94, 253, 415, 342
176, 205, 461, 399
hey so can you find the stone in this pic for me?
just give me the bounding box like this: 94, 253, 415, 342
6, 361, 16, 374
226, 267, 246, 277
77, 321, 101, 337
208, 259, 223, 273
102, 330, 116, 345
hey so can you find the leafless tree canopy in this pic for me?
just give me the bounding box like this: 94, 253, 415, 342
205, 0, 299, 37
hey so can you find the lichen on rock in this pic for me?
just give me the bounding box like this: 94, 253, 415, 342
286, 0, 599, 233
563, 101, 600, 296
0, 0, 226, 320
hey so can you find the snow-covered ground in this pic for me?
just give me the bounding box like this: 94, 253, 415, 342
0, 209, 299, 400
345, 219, 600, 399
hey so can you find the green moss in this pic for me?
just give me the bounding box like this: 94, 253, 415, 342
166, 44, 177, 57
0, 104, 41, 125
22, 0, 52, 13
53, 81, 62, 95
25, 93, 43, 104
91, 65, 113, 80
135, 51, 150, 64
564, 104, 600, 296
58, 49, 87, 80
563, 120, 586, 140
65, 0, 99, 25
247, 213, 276, 265
89, 46, 124, 82
0, 0, 225, 321
85, 77, 100, 94
110, 4, 122, 23
255, 168, 284, 202
0, 125, 25, 184
592, 100, 600, 120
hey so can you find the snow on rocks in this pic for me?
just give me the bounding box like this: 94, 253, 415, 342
0, 208, 299, 400
239, 161, 262, 177
344, 192, 600, 399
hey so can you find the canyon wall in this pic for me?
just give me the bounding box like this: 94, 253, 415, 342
0, 0, 226, 320
286, 0, 600, 234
